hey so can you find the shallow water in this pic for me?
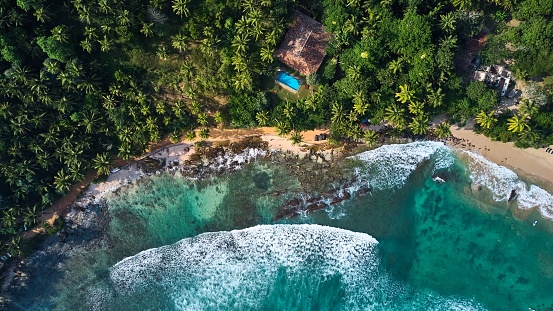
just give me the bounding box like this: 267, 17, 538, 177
5, 142, 553, 310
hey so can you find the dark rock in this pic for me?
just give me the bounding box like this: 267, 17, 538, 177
508, 189, 518, 202
432, 172, 448, 182
357, 187, 371, 197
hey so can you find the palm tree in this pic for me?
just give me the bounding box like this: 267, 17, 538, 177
347, 65, 361, 80
199, 128, 210, 139
290, 131, 302, 145
260, 46, 274, 63
232, 71, 252, 90
518, 99, 539, 118
395, 84, 416, 104
475, 111, 497, 129
518, 128, 539, 146
440, 35, 457, 50
197, 113, 209, 126
427, 88, 444, 108
23, 205, 40, 228
408, 101, 425, 116
409, 115, 430, 135
141, 23, 154, 37
232, 34, 249, 54
51, 25, 68, 43
388, 58, 403, 74
434, 121, 451, 138
93, 152, 111, 176
452, 0, 471, 10
507, 115, 529, 133
440, 13, 456, 33
54, 168, 72, 193
186, 131, 196, 141
98, 35, 113, 52
172, 0, 190, 17
363, 130, 379, 146
331, 102, 345, 126
384, 103, 406, 128
172, 34, 188, 53
256, 111, 269, 126
283, 99, 295, 121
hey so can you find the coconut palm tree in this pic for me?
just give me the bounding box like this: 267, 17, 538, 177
93, 152, 111, 176
290, 131, 302, 145
256, 111, 269, 126
427, 87, 444, 108
260, 46, 274, 63
199, 128, 210, 139
363, 130, 379, 146
518, 99, 539, 118
53, 168, 72, 193
388, 58, 403, 74
440, 13, 456, 33
331, 102, 346, 126
507, 115, 529, 133
409, 115, 430, 135
395, 84, 416, 104
232, 34, 249, 54
518, 128, 539, 146
186, 131, 196, 141
408, 101, 425, 116
384, 104, 406, 128
434, 121, 451, 138
197, 113, 209, 126
475, 111, 497, 129
172, 34, 188, 53
141, 23, 154, 37
172, 0, 190, 17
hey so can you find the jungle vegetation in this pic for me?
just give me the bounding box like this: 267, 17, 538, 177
0, 0, 552, 256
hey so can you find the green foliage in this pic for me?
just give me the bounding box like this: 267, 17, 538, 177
306, 73, 319, 86
466, 81, 499, 113
228, 92, 266, 128
36, 36, 74, 62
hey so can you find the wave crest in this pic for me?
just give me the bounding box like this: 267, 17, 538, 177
352, 142, 454, 190
463, 151, 553, 219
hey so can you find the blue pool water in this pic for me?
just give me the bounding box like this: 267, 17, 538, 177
276, 71, 301, 91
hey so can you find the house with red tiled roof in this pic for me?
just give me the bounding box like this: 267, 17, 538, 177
274, 11, 330, 76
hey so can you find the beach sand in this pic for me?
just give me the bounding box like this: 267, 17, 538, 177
449, 122, 553, 191
24, 124, 553, 238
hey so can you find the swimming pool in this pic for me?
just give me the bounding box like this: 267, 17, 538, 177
276, 71, 301, 91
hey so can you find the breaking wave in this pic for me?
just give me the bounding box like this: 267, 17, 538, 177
462, 151, 553, 219
107, 224, 485, 310
352, 141, 455, 190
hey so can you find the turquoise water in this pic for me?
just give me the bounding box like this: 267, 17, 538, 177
276, 71, 301, 90
6, 142, 553, 310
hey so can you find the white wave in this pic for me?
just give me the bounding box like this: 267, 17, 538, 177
462, 151, 553, 220
212, 148, 267, 171
109, 224, 485, 311
352, 142, 454, 190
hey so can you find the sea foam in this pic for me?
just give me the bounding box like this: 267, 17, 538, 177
462, 151, 553, 219
108, 224, 485, 310
352, 141, 454, 190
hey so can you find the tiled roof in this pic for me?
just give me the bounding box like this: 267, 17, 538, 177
274, 11, 330, 76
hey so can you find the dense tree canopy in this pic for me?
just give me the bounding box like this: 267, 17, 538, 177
0, 0, 552, 255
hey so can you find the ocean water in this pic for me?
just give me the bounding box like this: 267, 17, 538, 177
5, 142, 553, 310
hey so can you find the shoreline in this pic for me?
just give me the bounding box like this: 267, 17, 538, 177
448, 123, 553, 193
24, 124, 553, 238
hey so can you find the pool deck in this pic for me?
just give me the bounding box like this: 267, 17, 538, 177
275, 70, 301, 93
275, 80, 299, 93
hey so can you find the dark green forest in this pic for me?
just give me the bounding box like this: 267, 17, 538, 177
1, 0, 552, 255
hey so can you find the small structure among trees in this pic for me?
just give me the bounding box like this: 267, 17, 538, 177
274, 11, 330, 76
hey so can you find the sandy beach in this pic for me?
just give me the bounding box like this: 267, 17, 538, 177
24, 123, 553, 238
448, 122, 553, 190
